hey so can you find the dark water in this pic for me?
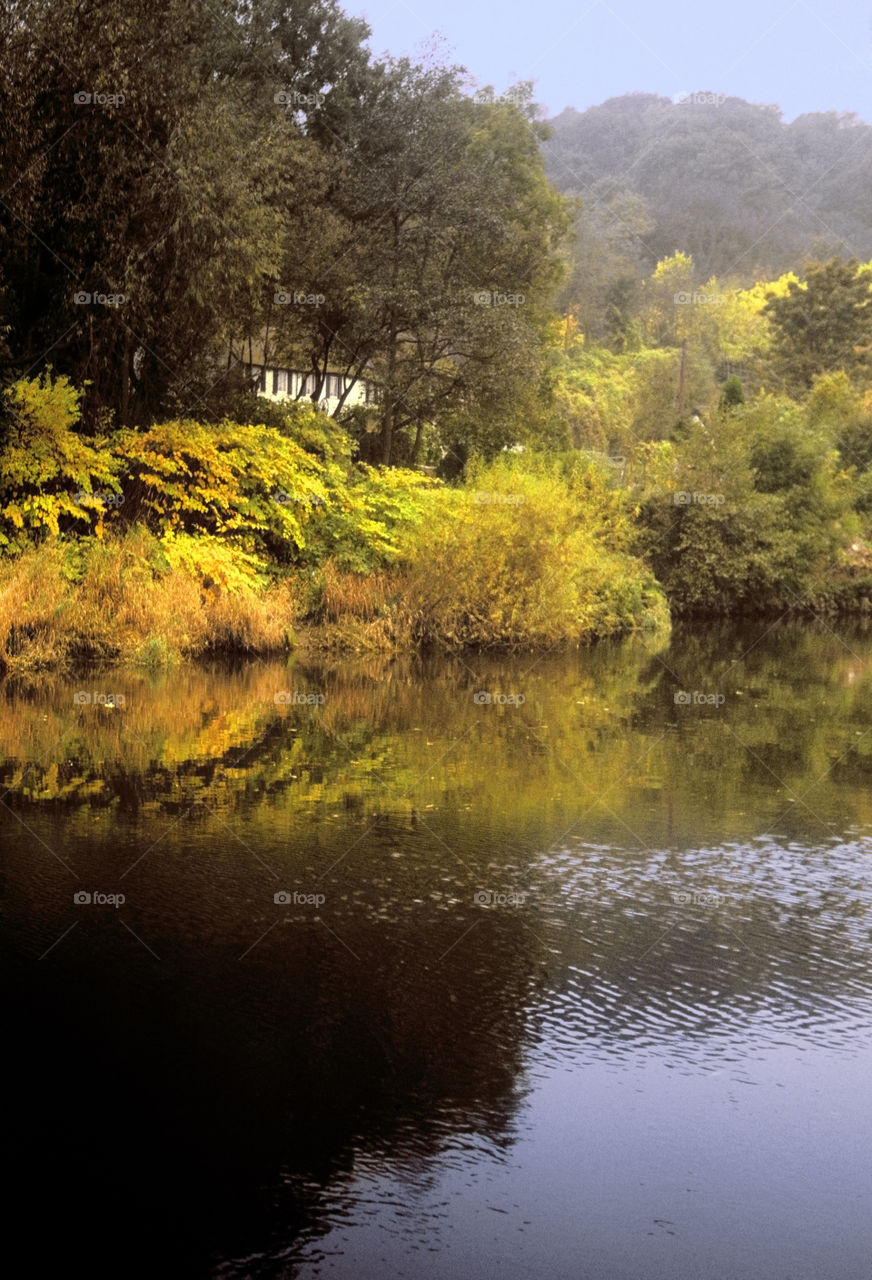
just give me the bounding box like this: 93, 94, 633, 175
2, 622, 872, 1278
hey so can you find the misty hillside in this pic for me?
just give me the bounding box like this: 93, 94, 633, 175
543, 93, 872, 318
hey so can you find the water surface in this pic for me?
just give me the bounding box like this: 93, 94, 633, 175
2, 622, 872, 1277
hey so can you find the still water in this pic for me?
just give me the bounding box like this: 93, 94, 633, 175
2, 622, 872, 1278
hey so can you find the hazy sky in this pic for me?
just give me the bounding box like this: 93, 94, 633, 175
352, 0, 872, 123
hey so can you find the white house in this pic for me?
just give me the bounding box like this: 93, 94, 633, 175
248, 363, 378, 413
236, 341, 378, 413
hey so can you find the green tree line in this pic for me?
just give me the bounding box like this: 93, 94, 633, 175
0, 0, 568, 463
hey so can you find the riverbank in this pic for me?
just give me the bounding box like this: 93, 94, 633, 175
6, 372, 872, 671
7, 520, 872, 674
0, 398, 672, 673
0, 527, 670, 674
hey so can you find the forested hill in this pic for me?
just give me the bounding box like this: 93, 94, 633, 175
543, 93, 872, 289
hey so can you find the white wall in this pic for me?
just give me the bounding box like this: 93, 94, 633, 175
250, 365, 375, 411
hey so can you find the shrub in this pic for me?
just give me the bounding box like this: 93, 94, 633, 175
638, 395, 856, 612
0, 374, 120, 549
299, 465, 439, 573
400, 453, 668, 648
114, 418, 334, 560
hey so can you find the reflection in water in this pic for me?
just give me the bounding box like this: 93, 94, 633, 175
2, 622, 872, 1277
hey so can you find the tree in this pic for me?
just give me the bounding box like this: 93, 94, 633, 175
0, 0, 372, 427
264, 66, 570, 464
720, 375, 745, 410
762, 258, 872, 391
641, 253, 696, 348
552, 178, 653, 346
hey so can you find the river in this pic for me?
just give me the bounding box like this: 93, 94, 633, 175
2, 621, 872, 1277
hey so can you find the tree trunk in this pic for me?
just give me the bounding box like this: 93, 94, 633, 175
379, 398, 394, 465
410, 419, 424, 465
119, 331, 131, 426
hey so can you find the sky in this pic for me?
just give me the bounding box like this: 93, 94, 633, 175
351, 0, 872, 123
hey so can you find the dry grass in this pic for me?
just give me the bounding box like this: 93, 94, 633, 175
293, 558, 411, 651
0, 529, 298, 673
317, 558, 397, 623
297, 614, 404, 653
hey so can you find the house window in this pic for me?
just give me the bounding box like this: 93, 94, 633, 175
327, 374, 341, 398
271, 369, 279, 395
277, 369, 288, 395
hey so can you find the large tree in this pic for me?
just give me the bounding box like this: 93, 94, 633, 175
259, 66, 570, 463
0, 0, 371, 426
2, 5, 569, 456
762, 258, 872, 391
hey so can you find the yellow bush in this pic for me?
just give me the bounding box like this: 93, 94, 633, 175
399, 454, 668, 648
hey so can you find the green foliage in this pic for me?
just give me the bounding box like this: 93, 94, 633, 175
720, 375, 745, 409
217, 394, 355, 466
1, 0, 370, 426
551, 344, 638, 449
301, 466, 439, 573
763, 258, 872, 391
554, 180, 652, 346
638, 394, 856, 612
806, 372, 872, 480
157, 531, 269, 594
6, 359, 872, 651
305, 60, 571, 465
402, 453, 668, 647
549, 340, 708, 451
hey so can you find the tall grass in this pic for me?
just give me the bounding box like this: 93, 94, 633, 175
0, 528, 296, 673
